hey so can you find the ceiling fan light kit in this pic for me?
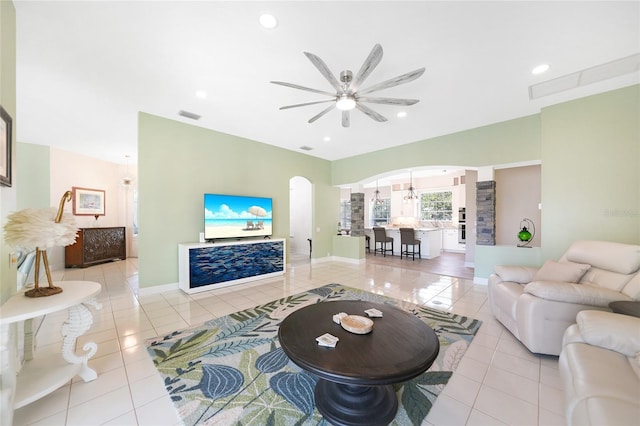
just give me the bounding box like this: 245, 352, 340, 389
336, 94, 356, 111
271, 44, 425, 127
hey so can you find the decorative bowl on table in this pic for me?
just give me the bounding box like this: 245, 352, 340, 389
340, 315, 374, 334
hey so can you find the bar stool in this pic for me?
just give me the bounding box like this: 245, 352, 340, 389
400, 228, 421, 260
365, 235, 371, 253
373, 227, 394, 257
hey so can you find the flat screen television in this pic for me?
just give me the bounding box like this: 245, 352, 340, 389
204, 193, 273, 240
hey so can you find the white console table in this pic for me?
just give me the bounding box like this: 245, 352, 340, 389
179, 239, 286, 293
0, 281, 102, 409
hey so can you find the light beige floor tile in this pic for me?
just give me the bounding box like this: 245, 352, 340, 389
129, 373, 168, 408
102, 410, 138, 425
490, 351, 540, 382
134, 394, 181, 425
540, 363, 563, 390
539, 407, 566, 426
425, 393, 472, 426
455, 355, 490, 383
442, 373, 482, 406
119, 329, 160, 350
125, 355, 160, 382
474, 386, 538, 426
69, 366, 129, 407
539, 383, 565, 416
66, 386, 134, 426
466, 409, 508, 426
483, 365, 538, 405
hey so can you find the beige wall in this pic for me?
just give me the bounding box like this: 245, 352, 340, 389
495, 165, 541, 246
47, 147, 132, 269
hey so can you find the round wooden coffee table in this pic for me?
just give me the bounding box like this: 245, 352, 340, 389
278, 300, 440, 426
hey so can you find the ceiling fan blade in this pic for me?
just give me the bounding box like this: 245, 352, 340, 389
303, 51, 342, 92
358, 67, 426, 95
356, 103, 388, 122
349, 44, 383, 93
357, 97, 420, 106
280, 99, 336, 110
308, 104, 336, 124
271, 81, 336, 97
342, 110, 350, 128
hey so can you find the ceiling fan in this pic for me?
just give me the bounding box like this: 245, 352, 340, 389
271, 44, 425, 127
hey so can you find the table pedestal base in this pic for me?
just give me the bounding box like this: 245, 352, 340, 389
315, 379, 398, 426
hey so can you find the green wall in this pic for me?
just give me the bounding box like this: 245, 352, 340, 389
137, 85, 638, 286
138, 113, 335, 288
332, 114, 541, 185
331, 86, 638, 277
0, 0, 16, 304
541, 85, 640, 260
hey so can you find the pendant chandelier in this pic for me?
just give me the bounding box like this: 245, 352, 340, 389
404, 171, 418, 201
371, 180, 383, 205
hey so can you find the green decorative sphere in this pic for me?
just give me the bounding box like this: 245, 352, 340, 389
518, 227, 532, 242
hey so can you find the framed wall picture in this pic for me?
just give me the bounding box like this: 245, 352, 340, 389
0, 106, 12, 187
72, 187, 106, 216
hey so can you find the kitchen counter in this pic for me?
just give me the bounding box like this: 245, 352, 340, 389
365, 227, 443, 259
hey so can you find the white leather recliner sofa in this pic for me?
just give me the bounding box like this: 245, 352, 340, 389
559, 310, 640, 425
488, 240, 640, 355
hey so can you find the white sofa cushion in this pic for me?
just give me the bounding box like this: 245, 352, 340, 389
580, 267, 635, 292
576, 310, 640, 357
532, 260, 590, 283
524, 281, 633, 307
493, 265, 538, 284
622, 273, 640, 299
565, 240, 640, 275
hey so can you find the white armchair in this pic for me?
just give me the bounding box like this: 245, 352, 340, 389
488, 240, 640, 355
559, 310, 640, 425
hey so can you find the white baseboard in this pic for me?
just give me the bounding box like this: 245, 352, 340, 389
137, 282, 179, 296
311, 256, 365, 265
473, 276, 488, 285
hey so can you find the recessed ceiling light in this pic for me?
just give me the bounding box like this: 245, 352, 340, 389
323, 136, 331, 142
397, 111, 407, 118
531, 64, 550, 75
259, 13, 278, 29
195, 90, 207, 99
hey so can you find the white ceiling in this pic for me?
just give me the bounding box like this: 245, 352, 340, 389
14, 1, 640, 165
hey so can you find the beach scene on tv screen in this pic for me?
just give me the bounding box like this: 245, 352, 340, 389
205, 194, 273, 239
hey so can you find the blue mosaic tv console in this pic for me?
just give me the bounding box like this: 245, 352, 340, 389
178, 239, 286, 293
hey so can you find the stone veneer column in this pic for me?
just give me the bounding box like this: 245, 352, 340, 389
476, 181, 496, 245
350, 193, 365, 237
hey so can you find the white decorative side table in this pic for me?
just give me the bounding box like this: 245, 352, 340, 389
0, 281, 102, 408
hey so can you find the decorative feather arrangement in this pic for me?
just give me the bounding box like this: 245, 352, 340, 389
4, 207, 77, 250
3, 191, 78, 297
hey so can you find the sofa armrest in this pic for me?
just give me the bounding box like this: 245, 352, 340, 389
492, 265, 539, 284
524, 281, 633, 307
576, 310, 640, 356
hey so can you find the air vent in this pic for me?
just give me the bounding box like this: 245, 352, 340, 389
178, 110, 201, 120
529, 53, 640, 100
299, 146, 313, 151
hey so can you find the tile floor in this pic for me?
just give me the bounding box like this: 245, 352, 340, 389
13, 255, 565, 426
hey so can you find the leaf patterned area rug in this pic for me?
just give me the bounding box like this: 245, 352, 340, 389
146, 283, 481, 425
